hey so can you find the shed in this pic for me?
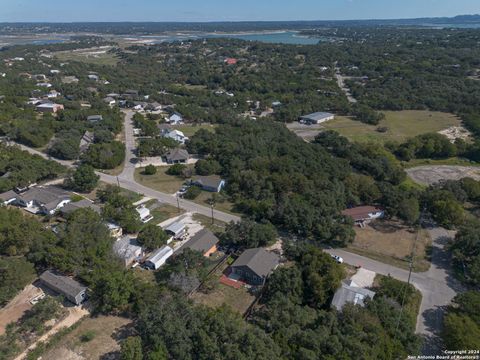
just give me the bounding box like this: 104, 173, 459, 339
39, 270, 87, 305
87, 115, 103, 123
145, 245, 174, 270
164, 221, 186, 239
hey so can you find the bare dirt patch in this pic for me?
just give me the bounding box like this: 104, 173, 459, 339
438, 126, 472, 142
42, 316, 133, 360
406, 165, 480, 186
0, 284, 43, 335
347, 220, 431, 272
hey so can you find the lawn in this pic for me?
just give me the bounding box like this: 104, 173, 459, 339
322, 110, 461, 143
192, 213, 227, 233
173, 123, 217, 137
192, 191, 238, 215
134, 166, 192, 194
40, 316, 133, 360
143, 199, 183, 226
54, 47, 119, 66
347, 220, 432, 272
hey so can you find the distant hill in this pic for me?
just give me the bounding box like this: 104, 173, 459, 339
1, 15, 480, 35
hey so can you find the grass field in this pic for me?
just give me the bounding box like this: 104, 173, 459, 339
54, 47, 119, 66
323, 110, 461, 143
192, 214, 227, 233
143, 199, 183, 226
192, 191, 237, 215
173, 123, 217, 137
41, 316, 133, 360
134, 166, 192, 194
347, 220, 432, 272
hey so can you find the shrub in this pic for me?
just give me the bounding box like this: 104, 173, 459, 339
166, 164, 187, 176
144, 165, 157, 175
184, 186, 201, 199
80, 330, 96, 342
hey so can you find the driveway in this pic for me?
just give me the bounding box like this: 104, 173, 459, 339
326, 226, 463, 354
118, 110, 137, 182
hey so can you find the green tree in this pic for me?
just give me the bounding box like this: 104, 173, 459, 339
166, 163, 187, 176
144, 164, 157, 175
65, 164, 99, 192
442, 313, 480, 350
137, 225, 169, 251
121, 336, 143, 360
194, 159, 222, 176
183, 186, 201, 200
221, 219, 277, 250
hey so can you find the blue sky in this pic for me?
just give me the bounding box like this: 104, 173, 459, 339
1, 0, 479, 22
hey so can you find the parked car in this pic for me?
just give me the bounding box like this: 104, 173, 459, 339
331, 254, 344, 264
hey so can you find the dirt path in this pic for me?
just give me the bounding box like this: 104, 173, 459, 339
406, 165, 480, 185
0, 285, 43, 335
14, 306, 89, 360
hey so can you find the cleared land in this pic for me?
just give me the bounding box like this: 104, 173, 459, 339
54, 47, 119, 66
347, 220, 432, 272
406, 165, 480, 186
134, 166, 191, 194
289, 110, 461, 143
192, 191, 237, 215
173, 124, 217, 137
41, 316, 132, 360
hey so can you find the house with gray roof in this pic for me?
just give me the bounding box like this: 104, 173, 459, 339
59, 199, 101, 216
164, 148, 189, 164
39, 270, 87, 305
16, 186, 71, 215
299, 112, 335, 125
79, 131, 95, 153
230, 248, 280, 285
145, 245, 174, 270
192, 175, 225, 193
179, 228, 219, 257
331, 280, 376, 311
164, 221, 186, 239
87, 115, 103, 123
0, 190, 18, 205
113, 236, 144, 267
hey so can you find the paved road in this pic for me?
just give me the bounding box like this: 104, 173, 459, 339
327, 226, 463, 354
334, 63, 357, 104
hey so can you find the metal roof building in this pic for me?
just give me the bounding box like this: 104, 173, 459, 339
299, 112, 335, 124
331, 281, 376, 311
145, 245, 174, 270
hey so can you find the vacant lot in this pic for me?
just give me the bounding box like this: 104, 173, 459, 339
193, 191, 237, 215
173, 124, 217, 137
347, 220, 431, 272
134, 166, 192, 194
41, 315, 132, 360
322, 110, 461, 143
406, 165, 480, 186
192, 283, 256, 315
54, 47, 119, 66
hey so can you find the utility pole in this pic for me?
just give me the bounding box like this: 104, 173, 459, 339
116, 176, 120, 187
211, 203, 215, 224
176, 194, 180, 213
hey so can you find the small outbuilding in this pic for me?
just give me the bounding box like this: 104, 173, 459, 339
164, 221, 186, 239
145, 245, 174, 270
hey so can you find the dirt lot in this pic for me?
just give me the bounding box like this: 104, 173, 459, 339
406, 165, 480, 186
41, 316, 133, 360
0, 284, 43, 335
347, 220, 431, 272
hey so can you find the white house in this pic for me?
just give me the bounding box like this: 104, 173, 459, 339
36, 82, 52, 88
145, 246, 174, 270
165, 130, 188, 144
136, 205, 153, 223
15, 186, 71, 215
88, 74, 99, 81
46, 90, 61, 99
168, 113, 183, 124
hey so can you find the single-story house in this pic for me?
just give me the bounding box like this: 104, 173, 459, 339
230, 248, 280, 285
103, 97, 116, 106
46, 90, 61, 98
16, 186, 71, 215
113, 236, 144, 267
164, 221, 186, 239
36, 102, 64, 113
165, 129, 188, 144
79, 131, 95, 153
342, 206, 384, 227
168, 112, 183, 125
179, 228, 219, 257
158, 123, 173, 136
87, 74, 99, 81
0, 190, 18, 205
59, 199, 101, 216
146, 102, 162, 111
39, 270, 87, 306
136, 205, 153, 223
331, 280, 376, 311
87, 115, 103, 123
164, 148, 189, 164
192, 175, 225, 193
145, 245, 174, 270
299, 112, 335, 125
36, 82, 52, 88
107, 222, 123, 239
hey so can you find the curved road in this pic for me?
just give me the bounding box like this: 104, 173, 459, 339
6, 113, 461, 354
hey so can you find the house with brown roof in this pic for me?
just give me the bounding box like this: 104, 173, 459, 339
342, 206, 384, 227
